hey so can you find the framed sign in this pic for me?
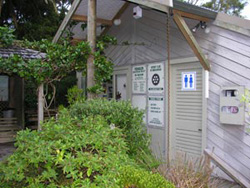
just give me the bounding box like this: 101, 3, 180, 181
148, 96, 164, 127
132, 65, 146, 94
132, 95, 147, 123
148, 63, 164, 94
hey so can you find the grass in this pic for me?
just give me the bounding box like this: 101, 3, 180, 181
156, 152, 221, 188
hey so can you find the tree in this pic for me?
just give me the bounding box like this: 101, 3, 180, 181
202, 0, 247, 16
0, 0, 72, 40
0, 26, 115, 129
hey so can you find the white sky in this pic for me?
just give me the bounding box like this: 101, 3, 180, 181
197, 0, 250, 20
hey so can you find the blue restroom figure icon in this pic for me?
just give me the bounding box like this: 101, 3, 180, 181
184, 75, 188, 88
190, 75, 193, 88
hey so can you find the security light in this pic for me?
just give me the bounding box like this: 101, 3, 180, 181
200, 21, 207, 29
114, 19, 121, 26
192, 23, 200, 33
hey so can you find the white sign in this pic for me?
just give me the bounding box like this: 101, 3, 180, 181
132, 65, 146, 94
148, 63, 164, 94
182, 72, 196, 91
132, 95, 147, 123
148, 96, 164, 126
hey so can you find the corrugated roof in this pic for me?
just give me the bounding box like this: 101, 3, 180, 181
0, 46, 46, 59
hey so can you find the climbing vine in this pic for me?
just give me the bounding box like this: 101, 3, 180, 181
0, 26, 116, 95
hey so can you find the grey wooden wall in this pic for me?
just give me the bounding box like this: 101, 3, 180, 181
105, 4, 250, 182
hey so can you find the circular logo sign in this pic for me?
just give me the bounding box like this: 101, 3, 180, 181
152, 74, 160, 86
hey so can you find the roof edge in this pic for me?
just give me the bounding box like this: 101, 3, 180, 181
173, 0, 217, 20
213, 13, 250, 37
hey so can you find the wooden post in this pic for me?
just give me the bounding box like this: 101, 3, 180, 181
37, 84, 44, 131
87, 0, 96, 99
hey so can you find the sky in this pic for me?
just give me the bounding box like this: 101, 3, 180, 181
197, 0, 250, 20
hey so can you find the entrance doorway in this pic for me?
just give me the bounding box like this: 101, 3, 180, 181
170, 58, 206, 157
113, 66, 131, 101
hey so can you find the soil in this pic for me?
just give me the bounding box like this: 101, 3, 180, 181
0, 142, 15, 161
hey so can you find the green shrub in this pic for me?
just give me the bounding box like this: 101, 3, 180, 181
67, 99, 151, 162
118, 165, 175, 188
0, 112, 134, 187
67, 85, 85, 105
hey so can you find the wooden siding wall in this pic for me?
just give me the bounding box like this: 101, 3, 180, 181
191, 22, 250, 181
105, 5, 250, 181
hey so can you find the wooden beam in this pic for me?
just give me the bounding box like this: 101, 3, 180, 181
173, 13, 210, 71
173, 9, 210, 22
205, 149, 250, 188
52, 0, 82, 43
72, 14, 113, 26
127, 0, 170, 13
101, 2, 129, 36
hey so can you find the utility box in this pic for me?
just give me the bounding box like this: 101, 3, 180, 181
220, 86, 245, 125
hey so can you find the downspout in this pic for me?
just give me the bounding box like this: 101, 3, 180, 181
166, 13, 171, 165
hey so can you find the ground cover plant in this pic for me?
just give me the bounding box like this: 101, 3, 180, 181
157, 152, 219, 188
0, 99, 173, 187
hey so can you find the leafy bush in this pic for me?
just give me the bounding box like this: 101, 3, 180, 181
0, 26, 15, 47
67, 99, 151, 162
67, 85, 85, 105
0, 112, 134, 187
118, 165, 175, 188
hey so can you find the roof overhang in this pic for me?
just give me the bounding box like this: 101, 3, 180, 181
52, 0, 216, 71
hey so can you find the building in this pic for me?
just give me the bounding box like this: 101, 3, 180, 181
0, 46, 46, 143
54, 0, 250, 186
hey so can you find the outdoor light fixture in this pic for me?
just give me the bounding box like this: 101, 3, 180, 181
114, 19, 121, 26
192, 22, 200, 33
191, 21, 208, 33
200, 21, 207, 29
205, 27, 211, 34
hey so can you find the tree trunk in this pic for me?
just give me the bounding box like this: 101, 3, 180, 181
87, 0, 96, 99
38, 84, 44, 131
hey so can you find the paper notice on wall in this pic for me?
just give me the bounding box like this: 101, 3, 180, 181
132, 95, 147, 123
148, 63, 164, 94
132, 65, 146, 94
148, 96, 164, 126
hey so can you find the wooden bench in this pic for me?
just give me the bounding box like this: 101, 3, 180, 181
204, 149, 250, 188
0, 118, 21, 143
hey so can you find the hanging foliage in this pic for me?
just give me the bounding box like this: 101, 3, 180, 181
0, 26, 116, 94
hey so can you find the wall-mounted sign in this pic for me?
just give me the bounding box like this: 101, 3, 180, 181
132, 65, 146, 94
182, 72, 196, 91
148, 96, 164, 126
0, 76, 8, 101
148, 63, 164, 94
132, 95, 147, 123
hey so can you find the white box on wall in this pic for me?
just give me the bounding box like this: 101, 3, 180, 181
220, 86, 245, 125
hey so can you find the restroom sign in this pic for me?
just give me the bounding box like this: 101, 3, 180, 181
148, 63, 164, 94
182, 72, 196, 91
